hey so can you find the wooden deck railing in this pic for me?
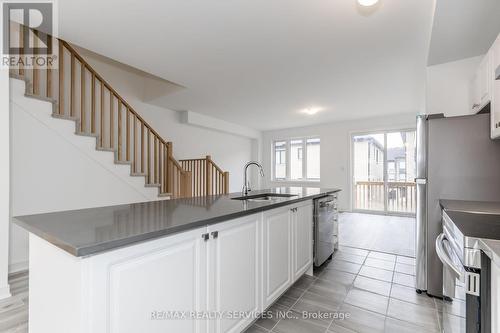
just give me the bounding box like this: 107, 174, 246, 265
180, 156, 229, 196
10, 23, 195, 197
354, 181, 416, 214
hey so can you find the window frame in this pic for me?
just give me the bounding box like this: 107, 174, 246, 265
272, 136, 320, 182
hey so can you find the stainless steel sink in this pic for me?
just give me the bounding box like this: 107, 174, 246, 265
231, 193, 298, 202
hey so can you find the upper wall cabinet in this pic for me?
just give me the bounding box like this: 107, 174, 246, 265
469, 32, 500, 139
470, 52, 493, 114
492, 34, 500, 139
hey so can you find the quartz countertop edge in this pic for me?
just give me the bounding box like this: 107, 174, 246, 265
14, 187, 340, 257
440, 199, 500, 268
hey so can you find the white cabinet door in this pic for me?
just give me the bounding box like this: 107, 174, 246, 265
470, 74, 481, 114
207, 215, 261, 333
262, 207, 293, 309
292, 202, 313, 280
87, 227, 208, 333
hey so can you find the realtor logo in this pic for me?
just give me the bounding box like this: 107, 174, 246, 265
1, 1, 57, 69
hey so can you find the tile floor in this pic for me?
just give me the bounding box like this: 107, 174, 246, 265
339, 213, 415, 257
245, 246, 442, 333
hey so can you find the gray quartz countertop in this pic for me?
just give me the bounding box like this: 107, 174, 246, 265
14, 187, 340, 257
440, 199, 500, 267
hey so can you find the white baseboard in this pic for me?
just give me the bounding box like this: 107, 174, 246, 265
0, 284, 11, 300
9, 261, 28, 274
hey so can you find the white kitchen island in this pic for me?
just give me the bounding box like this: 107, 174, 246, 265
16, 187, 339, 333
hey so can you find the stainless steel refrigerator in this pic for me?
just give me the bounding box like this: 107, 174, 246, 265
415, 112, 500, 297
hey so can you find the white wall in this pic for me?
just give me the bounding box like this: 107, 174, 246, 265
0, 68, 11, 299
261, 113, 417, 211
426, 55, 483, 117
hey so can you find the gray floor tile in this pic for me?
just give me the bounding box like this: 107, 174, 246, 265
275, 295, 298, 309
358, 265, 393, 282
389, 283, 436, 308
364, 258, 395, 271
282, 286, 306, 300
272, 312, 328, 333
256, 303, 290, 330
344, 288, 389, 315
392, 272, 415, 288
385, 317, 439, 333
339, 213, 415, 257
367, 252, 396, 263
435, 298, 466, 317
333, 304, 386, 333
396, 256, 416, 265
293, 274, 317, 290
441, 312, 466, 333
333, 252, 366, 264
309, 278, 351, 299
327, 323, 357, 333
338, 246, 369, 257
245, 324, 269, 333
353, 275, 392, 296
394, 262, 415, 276
292, 291, 343, 313
326, 260, 361, 275
318, 270, 356, 286
387, 298, 440, 332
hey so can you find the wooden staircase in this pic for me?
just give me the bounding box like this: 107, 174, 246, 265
8, 23, 228, 199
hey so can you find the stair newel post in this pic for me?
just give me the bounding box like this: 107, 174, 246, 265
126, 108, 130, 161
100, 81, 104, 147
166, 142, 173, 194
206, 155, 212, 196
46, 33, 52, 98
158, 141, 163, 192
32, 29, 39, 95
18, 23, 24, 76
154, 136, 158, 184
147, 129, 151, 184
141, 123, 145, 174
58, 40, 64, 115
117, 100, 122, 161
70, 52, 75, 118
80, 64, 85, 132
91, 73, 95, 133
109, 94, 114, 149
133, 115, 138, 173
223, 171, 229, 194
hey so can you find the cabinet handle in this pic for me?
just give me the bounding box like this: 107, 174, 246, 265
472, 103, 480, 109
211, 231, 219, 239
202, 233, 209, 241
290, 207, 297, 212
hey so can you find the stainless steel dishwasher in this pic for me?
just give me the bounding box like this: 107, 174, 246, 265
313, 194, 339, 267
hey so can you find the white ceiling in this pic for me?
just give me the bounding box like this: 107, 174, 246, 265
58, 0, 435, 131
428, 0, 500, 66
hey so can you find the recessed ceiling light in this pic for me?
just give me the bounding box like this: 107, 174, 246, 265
301, 108, 322, 116
357, 0, 379, 6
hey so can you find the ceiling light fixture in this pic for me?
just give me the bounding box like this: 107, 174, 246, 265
357, 0, 379, 6
301, 108, 322, 116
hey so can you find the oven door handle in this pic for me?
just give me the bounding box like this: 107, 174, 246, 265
435, 233, 463, 279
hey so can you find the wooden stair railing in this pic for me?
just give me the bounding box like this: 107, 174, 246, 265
9, 22, 194, 198
180, 156, 229, 197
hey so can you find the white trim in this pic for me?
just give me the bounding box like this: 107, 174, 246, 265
0, 285, 11, 300
9, 260, 28, 274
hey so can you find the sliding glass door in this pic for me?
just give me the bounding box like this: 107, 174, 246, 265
352, 130, 416, 215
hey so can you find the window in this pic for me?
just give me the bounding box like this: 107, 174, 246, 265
273, 137, 320, 181
274, 141, 286, 179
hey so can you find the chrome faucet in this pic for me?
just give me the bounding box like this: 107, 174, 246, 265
242, 161, 264, 195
